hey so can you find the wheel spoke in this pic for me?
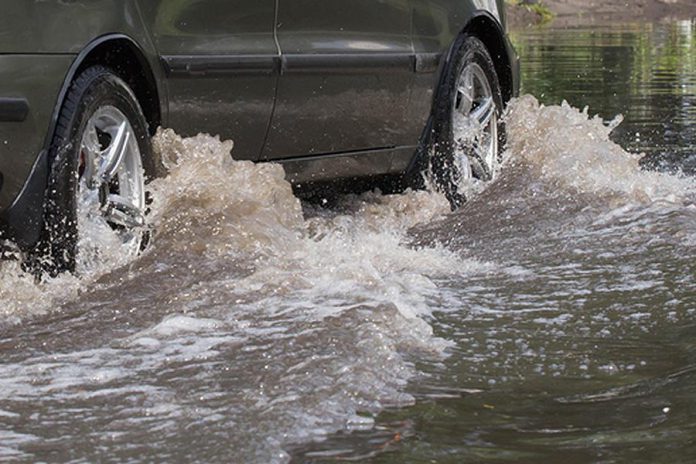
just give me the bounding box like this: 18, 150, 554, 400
103, 193, 145, 228
81, 127, 101, 187
456, 91, 472, 116
470, 97, 495, 128
455, 70, 474, 115
454, 147, 473, 180
97, 120, 130, 182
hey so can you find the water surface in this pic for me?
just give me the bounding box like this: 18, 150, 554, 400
1, 21, 696, 464
293, 21, 696, 463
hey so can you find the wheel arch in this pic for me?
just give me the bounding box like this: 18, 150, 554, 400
44, 34, 163, 161
458, 12, 515, 104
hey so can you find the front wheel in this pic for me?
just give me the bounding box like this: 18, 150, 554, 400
40, 66, 160, 275
429, 35, 505, 208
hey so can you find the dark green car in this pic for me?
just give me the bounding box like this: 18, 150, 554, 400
0, 0, 519, 273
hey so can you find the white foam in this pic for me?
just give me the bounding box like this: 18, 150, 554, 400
505, 95, 694, 202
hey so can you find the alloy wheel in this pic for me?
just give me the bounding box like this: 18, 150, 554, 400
77, 105, 146, 260
451, 61, 499, 181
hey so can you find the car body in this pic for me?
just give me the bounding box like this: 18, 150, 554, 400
0, 0, 519, 251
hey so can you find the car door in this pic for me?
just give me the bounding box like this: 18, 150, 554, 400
262, 0, 415, 161
138, 0, 278, 160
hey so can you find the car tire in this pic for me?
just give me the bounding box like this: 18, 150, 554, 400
39, 66, 161, 275
429, 35, 504, 208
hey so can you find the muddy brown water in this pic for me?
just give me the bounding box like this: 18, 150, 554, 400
1, 21, 696, 463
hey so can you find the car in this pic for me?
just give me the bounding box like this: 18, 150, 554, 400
0, 0, 519, 274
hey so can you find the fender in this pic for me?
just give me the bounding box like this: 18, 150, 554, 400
445, 10, 515, 100
42, 33, 166, 161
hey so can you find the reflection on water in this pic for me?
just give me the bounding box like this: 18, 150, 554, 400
514, 21, 696, 173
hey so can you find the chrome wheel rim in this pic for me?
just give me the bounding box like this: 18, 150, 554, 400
77, 105, 146, 263
451, 62, 499, 180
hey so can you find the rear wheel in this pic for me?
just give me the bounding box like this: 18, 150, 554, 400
429, 35, 504, 208
41, 66, 160, 275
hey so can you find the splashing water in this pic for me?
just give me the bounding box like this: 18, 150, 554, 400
0, 127, 478, 462
505, 95, 694, 203
1, 92, 695, 462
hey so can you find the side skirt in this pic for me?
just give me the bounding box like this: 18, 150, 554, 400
277, 145, 417, 185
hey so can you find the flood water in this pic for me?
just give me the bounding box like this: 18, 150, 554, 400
1, 21, 696, 463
